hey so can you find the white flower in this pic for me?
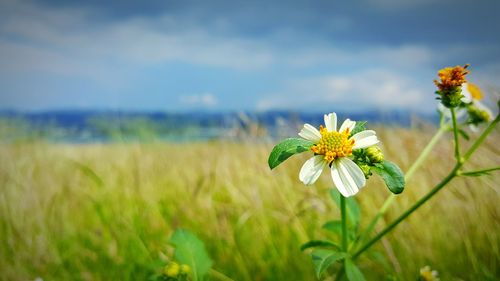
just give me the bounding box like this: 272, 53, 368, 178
298, 112, 379, 197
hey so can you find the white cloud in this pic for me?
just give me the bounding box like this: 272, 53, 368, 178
179, 93, 218, 107
256, 69, 428, 111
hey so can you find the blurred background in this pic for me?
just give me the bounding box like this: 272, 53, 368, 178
0, 0, 499, 280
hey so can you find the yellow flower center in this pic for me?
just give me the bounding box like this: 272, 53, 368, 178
467, 83, 482, 100
311, 125, 355, 163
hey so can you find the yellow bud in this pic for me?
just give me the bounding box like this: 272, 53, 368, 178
180, 264, 190, 274
164, 262, 180, 277
366, 146, 384, 163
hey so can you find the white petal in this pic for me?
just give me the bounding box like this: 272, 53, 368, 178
324, 113, 337, 132
339, 158, 366, 189
331, 159, 363, 197
339, 119, 356, 134
474, 100, 494, 119
461, 83, 472, 103
331, 161, 356, 197
299, 155, 327, 185
330, 162, 348, 196
298, 123, 321, 142
351, 130, 379, 149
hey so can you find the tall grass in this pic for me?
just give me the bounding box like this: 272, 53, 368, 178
0, 127, 499, 280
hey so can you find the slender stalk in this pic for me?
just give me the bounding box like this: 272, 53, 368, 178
460, 166, 500, 177
336, 195, 348, 281
340, 195, 348, 252
209, 269, 235, 281
353, 164, 460, 258
405, 126, 447, 180
450, 108, 462, 161
463, 113, 500, 161
352, 111, 499, 259
354, 126, 447, 249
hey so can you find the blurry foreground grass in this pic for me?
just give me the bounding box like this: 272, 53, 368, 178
0, 127, 499, 280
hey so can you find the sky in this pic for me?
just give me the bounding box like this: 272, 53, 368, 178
1, 0, 500, 113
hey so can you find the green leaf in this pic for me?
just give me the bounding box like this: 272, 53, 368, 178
350, 121, 367, 137
311, 249, 347, 279
322, 220, 342, 235
268, 138, 313, 170
372, 160, 405, 194
170, 229, 213, 281
329, 189, 361, 228
300, 240, 341, 251
458, 129, 470, 140
345, 258, 366, 281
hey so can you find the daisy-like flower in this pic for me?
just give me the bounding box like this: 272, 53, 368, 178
419, 265, 440, 281
461, 83, 493, 131
298, 112, 379, 197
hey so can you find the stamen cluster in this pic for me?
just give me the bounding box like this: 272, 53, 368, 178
311, 126, 355, 163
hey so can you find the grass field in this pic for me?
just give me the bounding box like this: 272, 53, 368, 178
0, 126, 499, 280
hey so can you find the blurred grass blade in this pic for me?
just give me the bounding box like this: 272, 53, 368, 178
68, 159, 104, 187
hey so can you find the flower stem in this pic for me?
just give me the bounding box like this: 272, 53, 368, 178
450, 107, 462, 161
340, 195, 348, 252
354, 125, 447, 249
460, 166, 500, 177
463, 112, 500, 161
352, 112, 499, 259
353, 164, 460, 258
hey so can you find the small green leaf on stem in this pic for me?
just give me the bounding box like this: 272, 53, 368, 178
268, 138, 313, 170
170, 229, 213, 281
300, 240, 341, 251
458, 129, 470, 140
350, 121, 367, 137
323, 220, 342, 235
311, 249, 347, 279
345, 258, 366, 281
372, 160, 405, 194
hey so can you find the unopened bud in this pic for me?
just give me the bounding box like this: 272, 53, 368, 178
164, 262, 180, 278
366, 146, 384, 163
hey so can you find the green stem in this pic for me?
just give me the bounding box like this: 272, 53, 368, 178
340, 195, 348, 252
461, 166, 500, 177
450, 108, 462, 161
352, 112, 499, 259
209, 269, 235, 281
463, 113, 500, 161
354, 125, 447, 249
353, 164, 460, 258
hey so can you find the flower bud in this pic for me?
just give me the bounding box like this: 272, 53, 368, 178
180, 264, 190, 275
358, 163, 372, 179
434, 65, 469, 108
164, 262, 180, 278
366, 146, 384, 163
467, 104, 492, 125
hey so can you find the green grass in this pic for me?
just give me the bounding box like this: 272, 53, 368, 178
0, 127, 499, 280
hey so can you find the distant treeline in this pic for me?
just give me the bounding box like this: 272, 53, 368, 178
0, 110, 436, 142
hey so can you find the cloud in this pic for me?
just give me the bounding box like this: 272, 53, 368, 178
256, 69, 428, 112
179, 93, 218, 107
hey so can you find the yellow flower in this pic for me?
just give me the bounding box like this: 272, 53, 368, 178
434, 64, 469, 91
419, 265, 440, 281
164, 262, 180, 278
